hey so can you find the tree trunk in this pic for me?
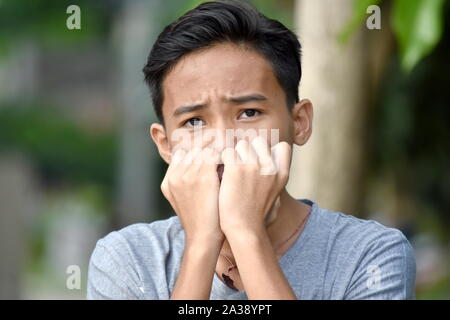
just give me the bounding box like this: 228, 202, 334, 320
0, 154, 40, 299
288, 0, 391, 215
114, 0, 161, 227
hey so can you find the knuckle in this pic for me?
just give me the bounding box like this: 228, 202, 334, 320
168, 175, 180, 187
180, 175, 189, 185
181, 173, 196, 185
160, 181, 168, 193
197, 174, 210, 184
278, 169, 289, 183
248, 163, 259, 173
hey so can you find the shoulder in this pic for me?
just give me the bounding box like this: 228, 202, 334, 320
91, 215, 185, 273
312, 202, 412, 253
309, 202, 416, 299
97, 215, 184, 253
87, 215, 185, 299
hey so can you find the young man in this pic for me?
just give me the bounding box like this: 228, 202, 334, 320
87, 0, 416, 300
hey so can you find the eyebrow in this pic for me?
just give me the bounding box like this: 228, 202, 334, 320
172, 94, 268, 117
173, 104, 204, 117
227, 93, 268, 104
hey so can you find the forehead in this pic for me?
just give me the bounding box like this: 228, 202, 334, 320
162, 42, 283, 112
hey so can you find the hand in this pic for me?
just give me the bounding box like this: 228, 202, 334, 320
161, 147, 225, 246
218, 137, 291, 235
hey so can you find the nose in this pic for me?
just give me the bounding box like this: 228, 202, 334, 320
195, 127, 233, 155
197, 128, 262, 158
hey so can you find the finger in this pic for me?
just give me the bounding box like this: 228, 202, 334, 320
221, 147, 239, 166
235, 139, 257, 165
162, 149, 185, 210
200, 148, 222, 182
171, 148, 187, 166
201, 147, 222, 166
169, 148, 190, 181
271, 142, 291, 177
185, 147, 216, 170
183, 147, 220, 177
163, 148, 186, 189
163, 148, 189, 216
182, 148, 206, 182
251, 136, 273, 166
183, 147, 203, 165
171, 140, 189, 158
251, 136, 275, 175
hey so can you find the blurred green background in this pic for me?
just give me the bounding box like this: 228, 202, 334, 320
0, 0, 449, 299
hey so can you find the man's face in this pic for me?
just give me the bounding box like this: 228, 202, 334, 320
151, 41, 312, 171
161, 42, 295, 150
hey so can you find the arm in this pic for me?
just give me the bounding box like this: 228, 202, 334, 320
170, 238, 223, 300
87, 240, 147, 300
161, 147, 225, 299
225, 226, 297, 300
219, 138, 296, 299
344, 230, 416, 300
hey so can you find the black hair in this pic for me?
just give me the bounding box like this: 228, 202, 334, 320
143, 0, 302, 123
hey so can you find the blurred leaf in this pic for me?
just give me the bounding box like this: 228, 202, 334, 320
0, 0, 112, 53
392, 0, 445, 72
251, 0, 294, 29
339, 0, 381, 44
0, 105, 117, 192
169, 0, 293, 30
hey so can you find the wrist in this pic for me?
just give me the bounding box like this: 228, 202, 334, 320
184, 242, 221, 259
183, 242, 222, 272
225, 228, 270, 260
185, 234, 224, 252
220, 212, 266, 235
221, 223, 268, 243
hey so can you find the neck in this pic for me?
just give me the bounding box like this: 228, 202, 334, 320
221, 189, 310, 257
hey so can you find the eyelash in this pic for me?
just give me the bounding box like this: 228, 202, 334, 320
183, 117, 204, 128
239, 109, 261, 119
182, 109, 262, 128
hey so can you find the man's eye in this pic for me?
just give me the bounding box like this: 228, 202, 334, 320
184, 117, 204, 127
239, 109, 261, 119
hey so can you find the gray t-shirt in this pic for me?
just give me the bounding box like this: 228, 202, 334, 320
86, 199, 416, 299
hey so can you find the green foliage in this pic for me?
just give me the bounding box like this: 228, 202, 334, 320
251, 0, 294, 29
392, 0, 446, 72
340, 0, 446, 73
0, 0, 113, 55
373, 27, 450, 240
417, 276, 450, 299
339, 0, 382, 43
0, 105, 118, 193
163, 0, 293, 33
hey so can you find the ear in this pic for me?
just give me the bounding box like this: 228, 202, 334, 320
291, 99, 313, 146
150, 123, 171, 164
